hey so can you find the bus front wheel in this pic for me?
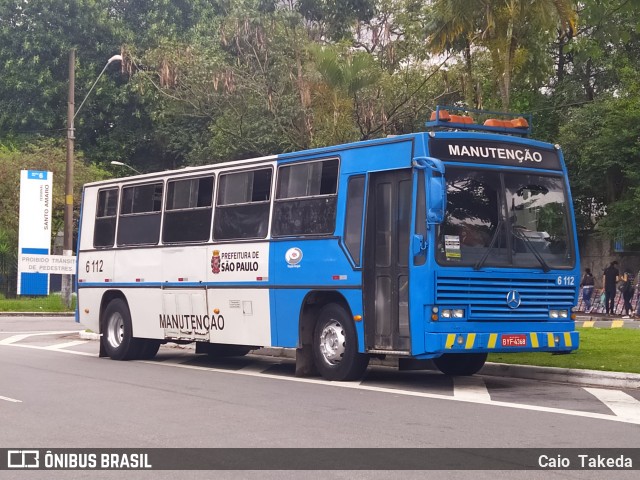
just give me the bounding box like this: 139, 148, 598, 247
312, 303, 369, 381
102, 298, 142, 360
433, 353, 488, 376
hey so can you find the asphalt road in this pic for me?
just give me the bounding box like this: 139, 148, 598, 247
1, 316, 639, 479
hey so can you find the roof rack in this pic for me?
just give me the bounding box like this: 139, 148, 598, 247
425, 105, 532, 136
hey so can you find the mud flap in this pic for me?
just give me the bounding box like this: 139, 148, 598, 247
295, 345, 319, 377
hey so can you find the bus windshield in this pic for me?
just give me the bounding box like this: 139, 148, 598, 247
436, 167, 575, 269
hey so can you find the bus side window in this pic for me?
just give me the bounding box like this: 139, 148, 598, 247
94, 188, 119, 248
163, 176, 214, 243
117, 182, 163, 246
213, 168, 272, 240
344, 175, 365, 266
272, 158, 339, 237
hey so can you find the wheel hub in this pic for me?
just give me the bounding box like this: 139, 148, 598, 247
319, 320, 346, 365
106, 312, 125, 349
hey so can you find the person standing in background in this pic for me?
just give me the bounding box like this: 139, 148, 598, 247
602, 261, 619, 316
580, 268, 595, 313
621, 267, 635, 319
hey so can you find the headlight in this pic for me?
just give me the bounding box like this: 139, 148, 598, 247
441, 309, 465, 319
549, 310, 569, 319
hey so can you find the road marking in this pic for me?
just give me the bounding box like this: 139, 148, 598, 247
1, 330, 79, 334
0, 334, 31, 345
453, 376, 491, 402
44, 340, 88, 350
4, 331, 640, 426
584, 388, 640, 423
0, 331, 82, 345
3, 342, 94, 356
0, 395, 22, 403
140, 358, 640, 426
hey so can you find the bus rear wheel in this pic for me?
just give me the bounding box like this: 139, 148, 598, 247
312, 303, 369, 381
102, 298, 142, 360
433, 353, 488, 376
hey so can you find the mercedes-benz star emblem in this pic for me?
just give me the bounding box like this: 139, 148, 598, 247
506, 290, 521, 309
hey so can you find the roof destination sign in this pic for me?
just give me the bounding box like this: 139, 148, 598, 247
19, 254, 77, 275
429, 138, 562, 170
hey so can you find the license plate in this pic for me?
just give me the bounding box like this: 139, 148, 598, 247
501, 334, 527, 347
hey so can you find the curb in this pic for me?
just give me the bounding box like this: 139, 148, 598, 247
480, 362, 640, 390
0, 312, 75, 317
79, 330, 100, 341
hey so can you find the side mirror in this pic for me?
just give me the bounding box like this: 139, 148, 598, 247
413, 156, 446, 225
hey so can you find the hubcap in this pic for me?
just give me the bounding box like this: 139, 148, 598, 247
319, 320, 346, 365
106, 312, 125, 349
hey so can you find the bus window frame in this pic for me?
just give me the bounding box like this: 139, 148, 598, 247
213, 166, 273, 241
343, 174, 366, 267
117, 180, 164, 247
162, 174, 215, 244
272, 157, 340, 238
93, 186, 120, 249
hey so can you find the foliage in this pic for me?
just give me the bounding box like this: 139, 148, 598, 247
0, 292, 76, 312
1, 0, 640, 247
559, 94, 640, 245
424, 0, 576, 110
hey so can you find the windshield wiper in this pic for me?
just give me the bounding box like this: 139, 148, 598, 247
473, 218, 504, 271
512, 226, 551, 272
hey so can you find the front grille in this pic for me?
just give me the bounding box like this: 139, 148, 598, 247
436, 274, 576, 320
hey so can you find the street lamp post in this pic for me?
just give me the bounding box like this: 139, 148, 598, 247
110, 160, 143, 175
62, 49, 122, 307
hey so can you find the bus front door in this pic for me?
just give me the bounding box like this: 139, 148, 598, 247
364, 169, 412, 352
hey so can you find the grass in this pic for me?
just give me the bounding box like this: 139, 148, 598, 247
0, 293, 76, 312
488, 327, 640, 374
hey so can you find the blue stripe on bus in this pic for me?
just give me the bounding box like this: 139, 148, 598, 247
77, 282, 362, 289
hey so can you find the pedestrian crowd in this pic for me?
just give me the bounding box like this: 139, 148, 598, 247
578, 261, 639, 318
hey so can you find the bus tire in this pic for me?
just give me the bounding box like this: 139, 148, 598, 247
102, 298, 142, 360
313, 303, 369, 381
433, 353, 488, 376
137, 340, 161, 360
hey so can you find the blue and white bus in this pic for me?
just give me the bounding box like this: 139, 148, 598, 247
76, 106, 580, 381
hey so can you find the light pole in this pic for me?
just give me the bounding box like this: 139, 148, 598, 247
110, 160, 143, 175
63, 50, 123, 307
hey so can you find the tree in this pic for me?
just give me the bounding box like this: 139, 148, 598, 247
425, 0, 576, 110
297, 0, 376, 41
558, 92, 640, 244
